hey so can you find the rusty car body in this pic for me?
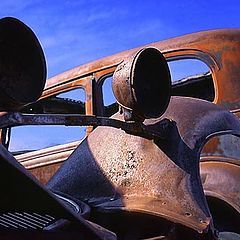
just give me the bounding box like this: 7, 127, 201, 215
0, 16, 239, 239
11, 28, 239, 182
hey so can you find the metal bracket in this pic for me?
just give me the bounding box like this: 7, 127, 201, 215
0, 112, 172, 140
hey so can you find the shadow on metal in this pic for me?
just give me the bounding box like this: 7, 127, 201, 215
0, 17, 46, 111
0, 144, 116, 239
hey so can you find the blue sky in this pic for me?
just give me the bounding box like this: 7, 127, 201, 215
1, 0, 240, 151
1, 0, 240, 78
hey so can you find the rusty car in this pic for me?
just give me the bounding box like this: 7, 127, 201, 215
0, 17, 239, 239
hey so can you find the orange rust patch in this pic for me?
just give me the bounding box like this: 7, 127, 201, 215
30, 163, 62, 184
202, 137, 223, 155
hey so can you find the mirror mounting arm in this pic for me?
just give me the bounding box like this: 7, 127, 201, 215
0, 112, 172, 141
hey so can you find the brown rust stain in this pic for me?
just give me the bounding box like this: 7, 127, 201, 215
30, 162, 62, 184
201, 137, 223, 155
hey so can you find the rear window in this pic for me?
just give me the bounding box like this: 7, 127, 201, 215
168, 59, 215, 102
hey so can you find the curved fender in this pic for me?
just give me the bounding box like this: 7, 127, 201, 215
200, 157, 240, 213
48, 96, 240, 234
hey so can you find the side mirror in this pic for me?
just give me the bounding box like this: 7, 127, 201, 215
0, 17, 46, 111
112, 47, 171, 121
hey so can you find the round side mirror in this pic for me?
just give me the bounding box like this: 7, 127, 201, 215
112, 47, 171, 121
0, 17, 46, 111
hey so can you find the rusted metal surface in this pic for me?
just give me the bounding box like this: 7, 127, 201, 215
27, 29, 240, 174
201, 157, 240, 236
43, 29, 240, 112
0, 19, 239, 238
16, 140, 81, 166
14, 140, 83, 183
47, 96, 240, 237
202, 134, 240, 159
200, 157, 240, 213
113, 47, 171, 121
0, 17, 46, 111
29, 163, 62, 185
41, 29, 240, 119
11, 29, 239, 177
0, 112, 172, 141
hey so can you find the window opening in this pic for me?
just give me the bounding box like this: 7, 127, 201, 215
9, 88, 86, 154
102, 75, 118, 117
168, 59, 214, 102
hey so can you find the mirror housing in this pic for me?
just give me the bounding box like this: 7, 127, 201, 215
0, 17, 46, 111
112, 47, 171, 121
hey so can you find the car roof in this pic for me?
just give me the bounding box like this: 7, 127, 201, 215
44, 29, 240, 110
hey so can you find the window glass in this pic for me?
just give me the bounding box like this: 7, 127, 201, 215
58, 88, 85, 102
168, 59, 214, 102
9, 88, 86, 154
102, 75, 118, 117
22, 88, 85, 114
168, 59, 210, 82
9, 125, 85, 154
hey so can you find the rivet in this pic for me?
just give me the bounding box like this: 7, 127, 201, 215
200, 219, 207, 224
185, 212, 192, 217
